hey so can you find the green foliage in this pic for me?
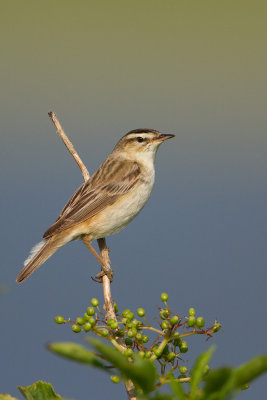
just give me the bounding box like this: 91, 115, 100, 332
48, 338, 157, 394
89, 338, 157, 393
137, 351, 267, 400
52, 289, 267, 398
3, 293, 267, 399
190, 346, 215, 398
19, 381, 62, 400
47, 338, 267, 399
51, 293, 220, 384
47, 342, 106, 370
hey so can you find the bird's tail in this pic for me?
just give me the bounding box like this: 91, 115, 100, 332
16, 236, 63, 283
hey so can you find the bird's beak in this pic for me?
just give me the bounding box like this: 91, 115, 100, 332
159, 134, 175, 141
149, 134, 175, 143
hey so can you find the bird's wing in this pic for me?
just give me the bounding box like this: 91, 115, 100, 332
43, 158, 141, 238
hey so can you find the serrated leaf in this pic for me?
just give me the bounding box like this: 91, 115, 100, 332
18, 381, 62, 400
89, 338, 157, 393
190, 345, 215, 398
47, 342, 106, 370
0, 395, 18, 400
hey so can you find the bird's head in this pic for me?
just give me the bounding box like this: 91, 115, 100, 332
114, 129, 175, 162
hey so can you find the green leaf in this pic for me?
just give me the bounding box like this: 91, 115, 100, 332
203, 367, 233, 400
203, 354, 267, 400
0, 395, 18, 400
170, 379, 186, 400
190, 345, 215, 398
18, 381, 62, 400
89, 338, 157, 393
233, 354, 267, 387
47, 342, 106, 370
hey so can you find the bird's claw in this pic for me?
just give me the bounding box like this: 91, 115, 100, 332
91, 269, 114, 283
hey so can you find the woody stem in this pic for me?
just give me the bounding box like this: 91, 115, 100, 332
48, 111, 136, 400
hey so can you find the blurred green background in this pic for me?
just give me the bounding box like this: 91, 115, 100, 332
1, 1, 266, 399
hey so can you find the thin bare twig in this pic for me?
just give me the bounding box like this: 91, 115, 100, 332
48, 111, 90, 181
48, 111, 136, 400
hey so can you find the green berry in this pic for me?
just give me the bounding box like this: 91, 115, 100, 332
179, 366, 188, 374
107, 318, 116, 326
173, 338, 182, 346
122, 318, 128, 325
84, 323, 92, 332
167, 352, 176, 361
189, 307, 196, 316
161, 293, 169, 302
160, 310, 169, 319
124, 348, 133, 357
72, 324, 81, 333
138, 351, 145, 358
132, 319, 141, 328
86, 307, 95, 316
142, 335, 149, 343
162, 345, 169, 355
124, 337, 133, 347
83, 313, 90, 321
122, 309, 131, 317
88, 317, 96, 327
110, 375, 120, 384
113, 303, 119, 313
127, 328, 137, 338
137, 308, 145, 317
54, 316, 65, 324
179, 341, 188, 353
213, 322, 221, 332
101, 328, 109, 337
135, 332, 143, 342
170, 315, 179, 325
91, 298, 99, 307
196, 317, 205, 328
187, 316, 196, 327
161, 320, 170, 330
110, 321, 119, 330
126, 311, 134, 321
145, 351, 152, 358
172, 332, 182, 346
76, 317, 85, 326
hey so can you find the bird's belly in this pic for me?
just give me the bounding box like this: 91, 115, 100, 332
89, 181, 153, 240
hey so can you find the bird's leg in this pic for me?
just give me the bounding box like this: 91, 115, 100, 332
82, 235, 113, 282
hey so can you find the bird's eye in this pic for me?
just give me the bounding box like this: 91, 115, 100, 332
137, 137, 144, 143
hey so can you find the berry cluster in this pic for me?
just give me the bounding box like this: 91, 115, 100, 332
54, 293, 221, 384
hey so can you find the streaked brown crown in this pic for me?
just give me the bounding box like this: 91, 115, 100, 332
124, 129, 161, 136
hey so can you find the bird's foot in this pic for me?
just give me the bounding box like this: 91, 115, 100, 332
91, 268, 114, 283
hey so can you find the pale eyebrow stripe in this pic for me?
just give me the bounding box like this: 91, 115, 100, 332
125, 133, 154, 141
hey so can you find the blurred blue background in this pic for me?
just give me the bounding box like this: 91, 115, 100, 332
1, 1, 266, 399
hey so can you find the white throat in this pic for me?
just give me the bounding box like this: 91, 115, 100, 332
128, 144, 159, 170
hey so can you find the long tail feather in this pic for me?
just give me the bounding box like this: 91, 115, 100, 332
16, 237, 62, 283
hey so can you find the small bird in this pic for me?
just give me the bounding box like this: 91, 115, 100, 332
16, 129, 174, 283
